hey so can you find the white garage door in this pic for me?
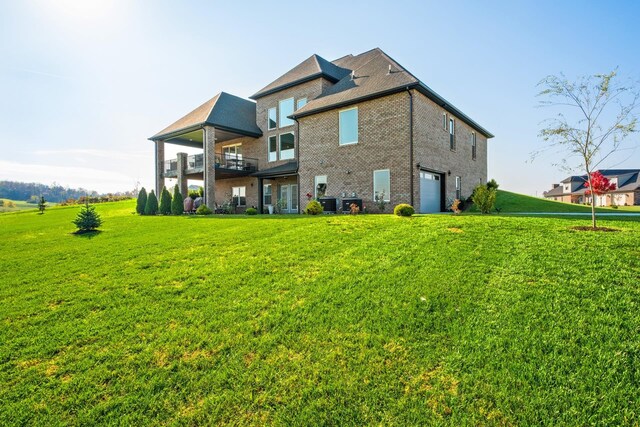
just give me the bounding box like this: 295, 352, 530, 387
420, 171, 441, 213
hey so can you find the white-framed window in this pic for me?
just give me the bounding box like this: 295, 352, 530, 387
442, 112, 447, 130
471, 132, 477, 160
315, 175, 327, 198
263, 184, 272, 206
222, 144, 242, 169
296, 98, 307, 109
268, 107, 277, 130
373, 169, 391, 202
339, 107, 358, 145
232, 186, 246, 206
279, 132, 295, 160
268, 135, 277, 162
279, 98, 295, 128
449, 118, 455, 151
455, 176, 462, 200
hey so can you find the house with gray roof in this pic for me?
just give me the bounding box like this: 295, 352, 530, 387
544, 169, 640, 206
150, 48, 493, 213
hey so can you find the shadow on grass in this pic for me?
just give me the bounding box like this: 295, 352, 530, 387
72, 230, 103, 239
185, 214, 311, 220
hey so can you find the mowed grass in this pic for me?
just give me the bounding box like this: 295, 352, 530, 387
471, 190, 640, 213
1, 201, 639, 426
0, 199, 48, 213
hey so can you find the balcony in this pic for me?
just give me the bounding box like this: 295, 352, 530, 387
164, 153, 258, 179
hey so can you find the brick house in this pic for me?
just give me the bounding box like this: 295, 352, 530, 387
149, 48, 493, 213
544, 169, 640, 206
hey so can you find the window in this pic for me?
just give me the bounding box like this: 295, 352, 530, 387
268, 107, 277, 130
339, 107, 358, 145
373, 169, 391, 202
455, 176, 462, 200
279, 132, 295, 160
315, 175, 327, 198
449, 118, 455, 150
471, 132, 477, 160
296, 98, 307, 109
223, 144, 242, 169
232, 186, 246, 206
268, 136, 277, 162
263, 184, 272, 205
442, 113, 447, 130
279, 98, 294, 127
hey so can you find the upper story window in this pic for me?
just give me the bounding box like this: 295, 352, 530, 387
339, 107, 358, 145
279, 132, 295, 160
373, 169, 391, 202
471, 132, 477, 160
279, 98, 295, 128
296, 98, 307, 109
442, 113, 447, 130
268, 136, 277, 162
449, 118, 455, 151
455, 176, 462, 200
268, 108, 277, 130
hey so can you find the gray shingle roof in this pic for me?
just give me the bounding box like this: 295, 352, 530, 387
543, 186, 565, 197
290, 48, 494, 138
150, 92, 262, 140
250, 55, 351, 100
548, 169, 640, 196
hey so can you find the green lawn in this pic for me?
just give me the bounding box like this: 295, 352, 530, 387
1, 201, 639, 425
470, 190, 640, 213
0, 199, 49, 213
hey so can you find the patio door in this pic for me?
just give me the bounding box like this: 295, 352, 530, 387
223, 144, 242, 169
278, 184, 298, 213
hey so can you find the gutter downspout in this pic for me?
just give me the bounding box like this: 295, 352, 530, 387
295, 117, 301, 212
407, 88, 414, 207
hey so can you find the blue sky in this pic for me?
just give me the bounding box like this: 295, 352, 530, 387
0, 0, 638, 194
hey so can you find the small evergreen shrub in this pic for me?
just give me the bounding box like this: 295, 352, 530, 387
472, 184, 496, 214
394, 204, 415, 216
38, 196, 47, 214
188, 190, 200, 200
245, 207, 258, 215
144, 190, 158, 215
136, 188, 147, 215
487, 179, 499, 191
196, 204, 212, 215
159, 186, 172, 215
73, 201, 103, 233
171, 185, 184, 215
305, 200, 323, 215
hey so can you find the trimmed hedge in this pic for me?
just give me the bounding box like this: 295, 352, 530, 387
305, 200, 323, 215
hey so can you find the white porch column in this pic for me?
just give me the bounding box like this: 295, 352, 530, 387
155, 140, 165, 197
176, 152, 188, 200
203, 126, 216, 207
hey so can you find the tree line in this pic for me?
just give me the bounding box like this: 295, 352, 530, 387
0, 181, 134, 203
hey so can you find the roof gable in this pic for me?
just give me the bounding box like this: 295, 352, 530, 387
250, 54, 350, 100
291, 48, 494, 138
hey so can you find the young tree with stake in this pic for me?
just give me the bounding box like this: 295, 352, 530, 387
537, 70, 638, 228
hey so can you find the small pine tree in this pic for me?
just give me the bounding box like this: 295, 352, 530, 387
171, 185, 184, 215
159, 186, 172, 215
38, 196, 47, 214
73, 201, 103, 233
136, 188, 147, 215
144, 190, 158, 215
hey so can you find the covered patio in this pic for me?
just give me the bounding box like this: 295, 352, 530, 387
149, 92, 262, 205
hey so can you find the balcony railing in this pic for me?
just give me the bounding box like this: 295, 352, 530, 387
164, 159, 177, 175
164, 153, 258, 177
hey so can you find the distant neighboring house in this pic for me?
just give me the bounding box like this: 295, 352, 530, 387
544, 169, 640, 206
149, 48, 493, 213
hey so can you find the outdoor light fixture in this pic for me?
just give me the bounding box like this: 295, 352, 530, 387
447, 170, 451, 176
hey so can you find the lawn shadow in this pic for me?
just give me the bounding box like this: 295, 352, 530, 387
72, 230, 103, 239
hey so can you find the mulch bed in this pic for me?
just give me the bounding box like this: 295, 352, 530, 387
570, 226, 620, 232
